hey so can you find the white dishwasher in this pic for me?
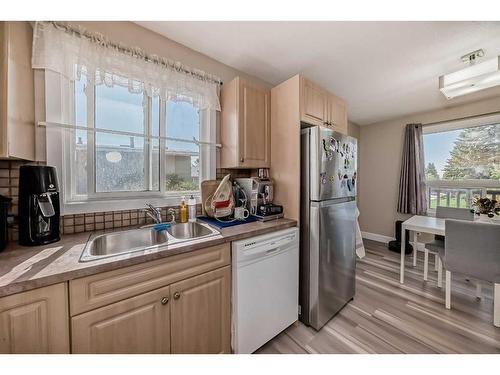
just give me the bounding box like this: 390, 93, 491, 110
232, 227, 299, 354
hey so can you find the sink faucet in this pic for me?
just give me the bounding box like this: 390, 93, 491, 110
145, 203, 162, 224
167, 208, 176, 224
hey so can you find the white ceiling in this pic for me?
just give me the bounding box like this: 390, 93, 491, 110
135, 21, 500, 125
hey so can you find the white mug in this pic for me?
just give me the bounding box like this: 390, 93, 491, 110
234, 206, 250, 220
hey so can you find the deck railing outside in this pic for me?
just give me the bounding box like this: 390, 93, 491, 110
426, 179, 500, 210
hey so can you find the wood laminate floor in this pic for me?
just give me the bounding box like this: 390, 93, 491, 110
255, 239, 500, 354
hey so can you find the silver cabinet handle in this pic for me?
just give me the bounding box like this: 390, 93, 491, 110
173, 292, 181, 300
240, 157, 244, 163
161, 297, 169, 305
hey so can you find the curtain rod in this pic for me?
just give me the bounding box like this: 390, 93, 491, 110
44, 21, 223, 86
38, 121, 222, 148
422, 110, 500, 127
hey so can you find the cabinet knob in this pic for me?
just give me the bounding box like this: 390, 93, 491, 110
240, 157, 244, 163
173, 292, 181, 300
161, 297, 169, 305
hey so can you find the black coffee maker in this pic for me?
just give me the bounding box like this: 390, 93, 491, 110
19, 165, 61, 246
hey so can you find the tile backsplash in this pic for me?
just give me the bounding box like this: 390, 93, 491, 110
59, 205, 203, 235
0, 160, 258, 242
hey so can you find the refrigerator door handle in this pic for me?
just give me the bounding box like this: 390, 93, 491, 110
311, 197, 355, 208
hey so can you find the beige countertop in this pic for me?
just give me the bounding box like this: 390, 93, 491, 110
0, 218, 297, 298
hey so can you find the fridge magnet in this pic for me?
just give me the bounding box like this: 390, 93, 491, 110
320, 172, 327, 185
322, 139, 328, 152
329, 137, 338, 152
322, 140, 333, 160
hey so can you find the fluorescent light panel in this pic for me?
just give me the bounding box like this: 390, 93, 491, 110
439, 56, 500, 99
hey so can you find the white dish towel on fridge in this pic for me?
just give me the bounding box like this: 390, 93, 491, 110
355, 208, 365, 258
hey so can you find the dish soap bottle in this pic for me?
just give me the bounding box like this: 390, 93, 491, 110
188, 195, 196, 223
180, 196, 187, 223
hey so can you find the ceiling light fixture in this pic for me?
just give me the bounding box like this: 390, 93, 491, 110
439, 49, 500, 99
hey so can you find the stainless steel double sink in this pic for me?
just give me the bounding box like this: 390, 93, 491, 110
79, 221, 220, 262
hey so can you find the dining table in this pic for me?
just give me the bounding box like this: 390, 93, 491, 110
400, 214, 500, 284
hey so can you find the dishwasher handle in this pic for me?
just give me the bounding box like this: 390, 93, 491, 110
238, 235, 296, 262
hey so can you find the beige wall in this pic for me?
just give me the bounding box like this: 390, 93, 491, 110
358, 95, 500, 238
347, 121, 360, 139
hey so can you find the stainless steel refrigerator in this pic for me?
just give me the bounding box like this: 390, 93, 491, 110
299, 126, 357, 330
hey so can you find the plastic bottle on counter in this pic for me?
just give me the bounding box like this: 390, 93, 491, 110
188, 195, 197, 222
180, 196, 187, 223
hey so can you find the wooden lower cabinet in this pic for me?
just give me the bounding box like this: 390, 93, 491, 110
71, 266, 231, 354
170, 266, 231, 354
0, 283, 70, 354
71, 285, 171, 354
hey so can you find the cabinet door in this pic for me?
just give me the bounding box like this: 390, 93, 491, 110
0, 283, 69, 353
170, 266, 231, 354
72, 285, 171, 354
328, 94, 347, 134
301, 78, 328, 127
239, 79, 271, 168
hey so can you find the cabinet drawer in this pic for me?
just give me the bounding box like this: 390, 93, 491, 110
70, 243, 230, 316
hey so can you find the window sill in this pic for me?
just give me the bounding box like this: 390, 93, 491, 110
61, 194, 200, 215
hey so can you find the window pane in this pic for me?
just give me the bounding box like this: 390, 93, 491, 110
95, 134, 146, 192
165, 101, 200, 192
74, 75, 88, 195
165, 140, 199, 191
423, 124, 499, 181
95, 84, 146, 134
423, 123, 499, 210
166, 101, 200, 140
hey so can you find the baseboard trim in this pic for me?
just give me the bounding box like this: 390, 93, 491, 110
361, 231, 395, 244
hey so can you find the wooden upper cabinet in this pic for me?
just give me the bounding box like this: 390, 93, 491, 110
221, 77, 271, 168
170, 266, 231, 354
0, 283, 70, 354
300, 77, 328, 127
300, 76, 347, 134
327, 93, 347, 134
71, 285, 171, 354
0, 21, 35, 160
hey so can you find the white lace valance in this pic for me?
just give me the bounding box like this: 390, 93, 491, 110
32, 22, 221, 111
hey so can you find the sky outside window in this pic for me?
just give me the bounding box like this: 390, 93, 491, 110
423, 129, 461, 178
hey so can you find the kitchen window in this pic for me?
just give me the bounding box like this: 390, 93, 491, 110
423, 115, 500, 211
43, 71, 216, 215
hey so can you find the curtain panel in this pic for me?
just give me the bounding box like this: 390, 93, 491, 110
397, 123, 428, 215
32, 22, 221, 111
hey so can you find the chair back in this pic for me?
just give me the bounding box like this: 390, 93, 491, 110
444, 219, 500, 282
436, 206, 474, 221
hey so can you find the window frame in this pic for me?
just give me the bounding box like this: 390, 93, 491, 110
422, 114, 500, 214
44, 71, 216, 215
